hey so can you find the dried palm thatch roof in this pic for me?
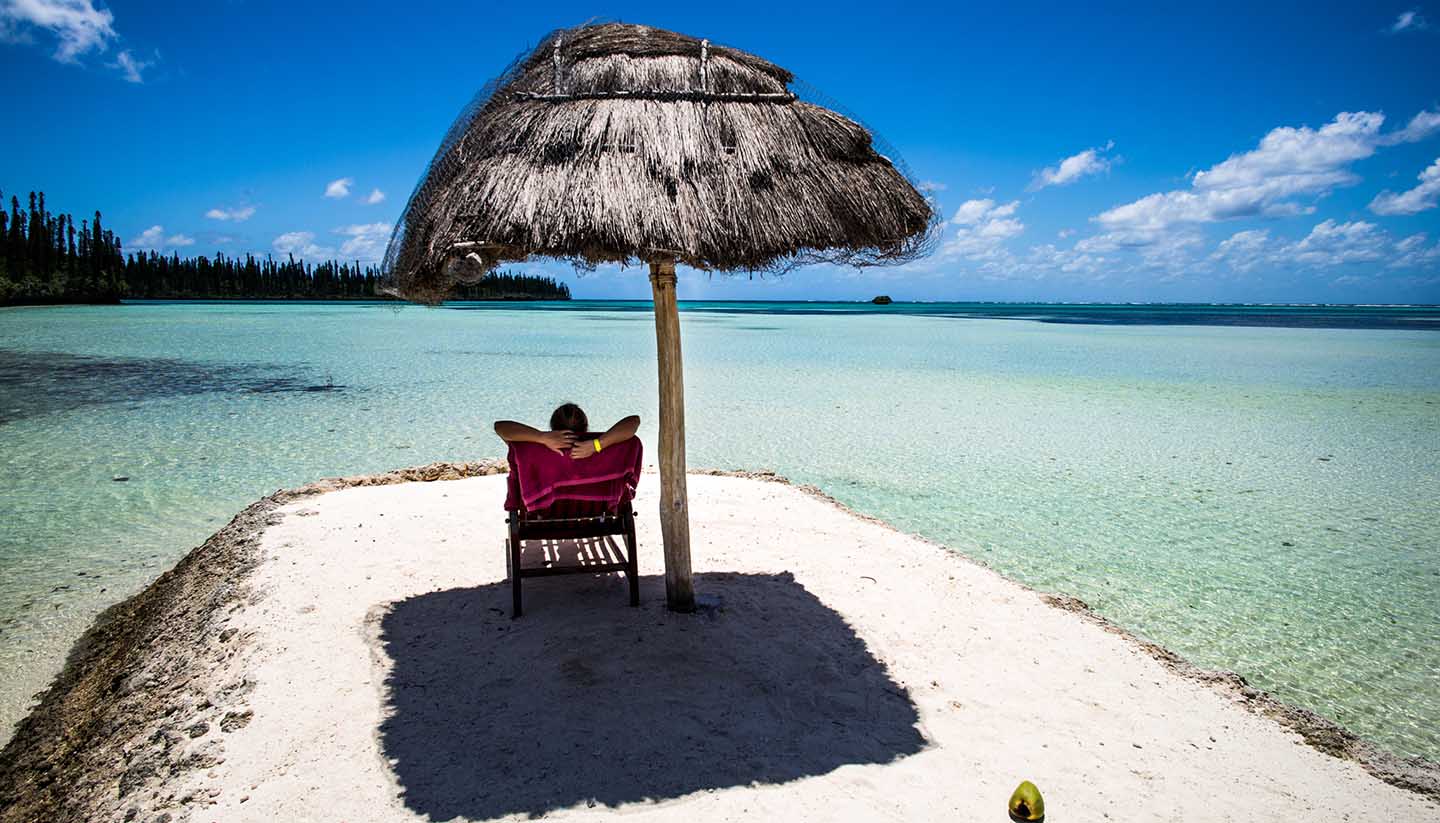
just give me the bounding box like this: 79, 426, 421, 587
383, 22, 938, 303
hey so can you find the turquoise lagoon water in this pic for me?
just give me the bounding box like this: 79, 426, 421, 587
1, 301, 1438, 761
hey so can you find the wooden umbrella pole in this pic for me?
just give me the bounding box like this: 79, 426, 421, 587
649, 259, 695, 612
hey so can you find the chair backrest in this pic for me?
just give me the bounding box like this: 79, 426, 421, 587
505, 446, 637, 519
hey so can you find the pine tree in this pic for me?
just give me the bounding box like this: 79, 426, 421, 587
0, 190, 575, 305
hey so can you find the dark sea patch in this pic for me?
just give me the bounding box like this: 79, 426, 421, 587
244, 377, 346, 394
0, 349, 345, 424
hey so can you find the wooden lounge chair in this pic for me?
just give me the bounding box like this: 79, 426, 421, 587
504, 451, 640, 618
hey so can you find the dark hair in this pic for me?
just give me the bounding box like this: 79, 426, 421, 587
549, 402, 588, 433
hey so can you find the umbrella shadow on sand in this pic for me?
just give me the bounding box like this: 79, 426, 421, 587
376, 559, 927, 820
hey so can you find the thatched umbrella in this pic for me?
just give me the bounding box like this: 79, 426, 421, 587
383, 22, 936, 612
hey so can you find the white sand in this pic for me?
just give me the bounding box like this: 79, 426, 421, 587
181, 473, 1438, 822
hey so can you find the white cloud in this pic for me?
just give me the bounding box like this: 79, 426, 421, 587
1096, 111, 1440, 233
1015, 213, 1440, 285
978, 218, 1024, 239
332, 222, 391, 262
920, 199, 1205, 283
937, 199, 1025, 264
108, 47, 152, 83
363, 188, 386, 205
1370, 157, 1440, 215
1074, 230, 1151, 254
1390, 9, 1428, 31
1286, 220, 1389, 266
1392, 233, 1440, 268
1379, 110, 1440, 145
324, 177, 354, 199
1026, 243, 1104, 277
204, 205, 256, 222
951, 198, 1017, 225
127, 225, 194, 251
917, 180, 947, 193
0, 0, 116, 62
273, 231, 334, 260
1074, 228, 1203, 276
1209, 229, 1274, 273
274, 222, 392, 261
1017, 234, 1201, 283
129, 226, 163, 248
1030, 140, 1115, 190
1209, 220, 1439, 273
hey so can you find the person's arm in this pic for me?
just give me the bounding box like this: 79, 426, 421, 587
494, 420, 574, 454
569, 415, 640, 459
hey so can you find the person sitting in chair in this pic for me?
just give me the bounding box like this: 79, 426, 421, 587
494, 403, 640, 459
496, 403, 644, 616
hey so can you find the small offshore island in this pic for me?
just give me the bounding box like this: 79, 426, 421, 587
0, 190, 570, 305
0, 466, 1436, 822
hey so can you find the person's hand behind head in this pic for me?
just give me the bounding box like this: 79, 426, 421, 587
540, 430, 575, 454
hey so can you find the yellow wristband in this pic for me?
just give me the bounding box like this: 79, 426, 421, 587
593, 438, 602, 453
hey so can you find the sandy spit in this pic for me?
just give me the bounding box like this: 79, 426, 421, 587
696, 469, 1440, 799
0, 464, 1436, 823
0, 462, 507, 823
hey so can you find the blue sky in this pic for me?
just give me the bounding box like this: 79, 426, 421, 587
2, 1, 1439, 303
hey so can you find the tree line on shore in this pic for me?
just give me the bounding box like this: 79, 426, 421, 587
1, 189, 571, 304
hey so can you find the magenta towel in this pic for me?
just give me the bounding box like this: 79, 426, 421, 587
504, 437, 643, 512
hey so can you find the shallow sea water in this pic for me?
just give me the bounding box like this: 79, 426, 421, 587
1, 301, 1437, 761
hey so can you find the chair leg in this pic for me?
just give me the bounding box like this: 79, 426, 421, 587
624, 516, 639, 607
510, 533, 523, 619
